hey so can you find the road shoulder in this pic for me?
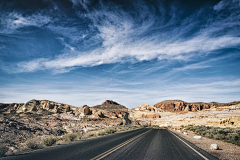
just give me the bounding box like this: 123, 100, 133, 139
171, 129, 240, 160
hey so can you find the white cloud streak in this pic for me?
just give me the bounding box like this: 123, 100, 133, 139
1, 0, 240, 73
0, 12, 51, 34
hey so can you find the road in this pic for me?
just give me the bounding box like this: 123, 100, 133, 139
1, 129, 218, 160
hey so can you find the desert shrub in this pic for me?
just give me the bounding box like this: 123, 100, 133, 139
96, 130, 106, 136
81, 133, 92, 140
26, 140, 42, 150
229, 134, 239, 141
64, 133, 78, 142
209, 128, 216, 133
0, 144, 8, 157
217, 129, 226, 135
205, 133, 210, 137
195, 129, 201, 134
42, 137, 57, 146
201, 131, 207, 136
213, 134, 225, 140
119, 127, 128, 131
104, 127, 116, 134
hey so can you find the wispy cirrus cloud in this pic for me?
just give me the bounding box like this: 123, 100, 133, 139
0, 0, 239, 75
3, 0, 237, 73
0, 12, 51, 34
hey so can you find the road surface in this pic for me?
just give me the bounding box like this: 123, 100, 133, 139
1, 129, 218, 160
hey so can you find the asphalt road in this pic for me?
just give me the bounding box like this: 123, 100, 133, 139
1, 129, 218, 160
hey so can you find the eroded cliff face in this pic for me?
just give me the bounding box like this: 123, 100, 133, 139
153, 100, 240, 112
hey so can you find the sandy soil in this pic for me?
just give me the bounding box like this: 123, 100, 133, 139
172, 130, 240, 160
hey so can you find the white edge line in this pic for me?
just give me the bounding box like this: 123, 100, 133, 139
168, 130, 209, 160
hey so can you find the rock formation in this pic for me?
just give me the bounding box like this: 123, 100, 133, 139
16, 99, 76, 114
82, 105, 91, 115
134, 104, 156, 111
92, 100, 128, 111
8, 100, 129, 121
153, 100, 240, 112
0, 103, 24, 113
102, 100, 119, 105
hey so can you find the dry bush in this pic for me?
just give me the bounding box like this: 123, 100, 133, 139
95, 130, 106, 136
81, 133, 92, 140
26, 140, 43, 150
0, 144, 8, 157
42, 137, 57, 146
104, 127, 116, 134
64, 133, 78, 142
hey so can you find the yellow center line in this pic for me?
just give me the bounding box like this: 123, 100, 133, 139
90, 129, 151, 160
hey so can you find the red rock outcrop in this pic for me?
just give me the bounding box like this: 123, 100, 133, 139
153, 100, 240, 112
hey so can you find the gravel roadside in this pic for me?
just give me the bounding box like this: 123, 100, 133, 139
171, 130, 240, 160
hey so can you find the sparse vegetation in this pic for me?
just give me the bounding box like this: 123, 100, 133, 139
104, 127, 116, 134
0, 144, 8, 157
63, 133, 78, 142
95, 130, 106, 136
184, 125, 240, 146
26, 140, 43, 150
42, 137, 57, 146
81, 133, 92, 140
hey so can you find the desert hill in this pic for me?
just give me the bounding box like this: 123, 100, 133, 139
91, 100, 128, 111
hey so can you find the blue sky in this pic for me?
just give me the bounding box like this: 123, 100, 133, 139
0, 0, 240, 108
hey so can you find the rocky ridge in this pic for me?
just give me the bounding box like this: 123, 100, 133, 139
1, 99, 127, 119
153, 100, 240, 112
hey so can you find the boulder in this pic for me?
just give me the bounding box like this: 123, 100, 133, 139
65, 105, 70, 112
83, 106, 91, 115
193, 136, 202, 139
210, 144, 219, 150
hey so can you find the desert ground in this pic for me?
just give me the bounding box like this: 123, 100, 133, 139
0, 99, 240, 159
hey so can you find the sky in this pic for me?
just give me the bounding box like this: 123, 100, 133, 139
0, 0, 240, 108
